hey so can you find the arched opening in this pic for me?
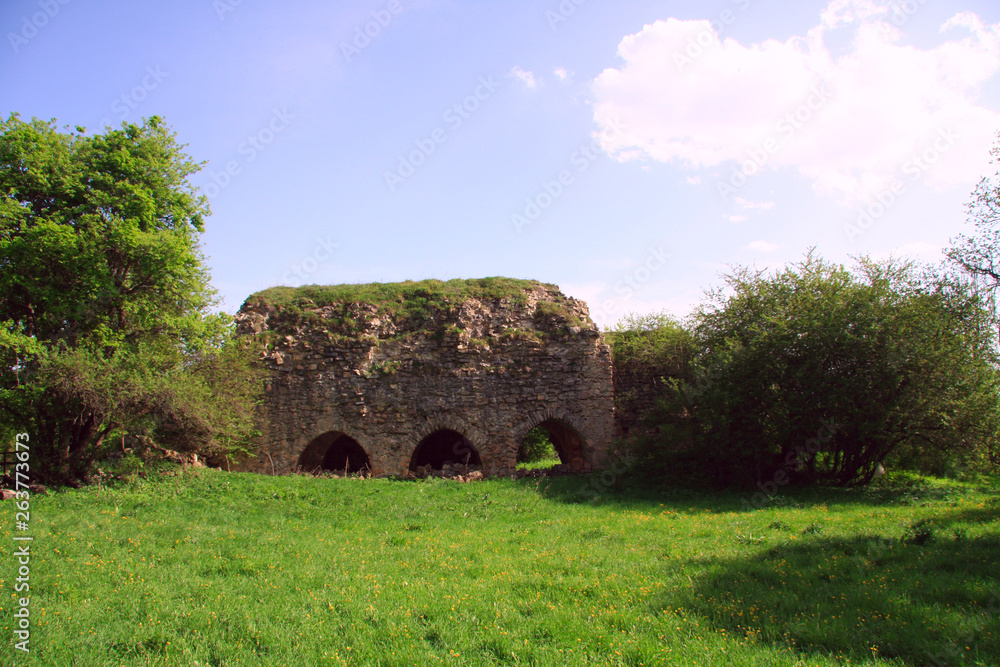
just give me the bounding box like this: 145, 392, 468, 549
410, 429, 481, 471
298, 431, 370, 475
517, 419, 586, 471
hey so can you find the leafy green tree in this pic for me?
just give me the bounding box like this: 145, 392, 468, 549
632, 253, 1000, 487
517, 427, 558, 464
948, 132, 1000, 295
0, 114, 263, 484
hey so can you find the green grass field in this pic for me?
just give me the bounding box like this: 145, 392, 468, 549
1, 469, 997, 666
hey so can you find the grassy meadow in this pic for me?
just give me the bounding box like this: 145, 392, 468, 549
1, 468, 998, 666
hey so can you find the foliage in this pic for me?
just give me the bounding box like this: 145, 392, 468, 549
517, 426, 558, 463
532, 299, 584, 329
250, 277, 544, 318
947, 131, 1000, 304
1, 469, 996, 665
0, 114, 263, 484
628, 252, 1000, 488
498, 327, 541, 342
606, 311, 695, 375
364, 359, 401, 377
607, 311, 696, 433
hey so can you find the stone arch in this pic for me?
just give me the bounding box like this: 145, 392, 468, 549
298, 431, 371, 474
409, 428, 482, 470
517, 414, 589, 471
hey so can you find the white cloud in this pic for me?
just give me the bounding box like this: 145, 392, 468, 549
727, 214, 748, 223
591, 1, 1000, 204
685, 175, 702, 185
553, 67, 571, 81
735, 197, 775, 211
748, 240, 780, 252
508, 66, 537, 88
562, 280, 694, 329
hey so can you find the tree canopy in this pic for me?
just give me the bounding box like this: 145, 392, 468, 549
948, 132, 1000, 296
0, 114, 262, 484
621, 253, 1000, 488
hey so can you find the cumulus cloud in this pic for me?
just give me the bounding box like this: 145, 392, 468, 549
591, 1, 1000, 204
508, 66, 537, 88
553, 66, 571, 81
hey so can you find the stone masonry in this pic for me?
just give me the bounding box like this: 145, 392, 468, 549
233, 281, 615, 477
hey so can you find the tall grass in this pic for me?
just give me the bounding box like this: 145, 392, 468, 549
1, 470, 997, 665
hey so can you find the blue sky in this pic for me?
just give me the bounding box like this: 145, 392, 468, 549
3, 0, 1000, 327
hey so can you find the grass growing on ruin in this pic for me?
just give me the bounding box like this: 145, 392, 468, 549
248, 277, 552, 317
1, 470, 998, 666
246, 277, 591, 339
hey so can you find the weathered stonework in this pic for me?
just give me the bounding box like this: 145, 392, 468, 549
233, 280, 615, 477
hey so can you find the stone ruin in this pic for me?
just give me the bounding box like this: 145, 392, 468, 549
232, 279, 615, 477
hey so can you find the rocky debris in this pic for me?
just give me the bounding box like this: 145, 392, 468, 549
292, 462, 576, 483
402, 463, 576, 482
144, 442, 206, 469
0, 484, 47, 498
408, 462, 483, 481
305, 468, 371, 479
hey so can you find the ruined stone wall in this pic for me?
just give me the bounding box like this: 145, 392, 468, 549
233, 281, 615, 477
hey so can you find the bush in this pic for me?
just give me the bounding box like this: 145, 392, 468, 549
607, 312, 698, 474
0, 115, 264, 485
517, 427, 558, 463
623, 252, 1000, 489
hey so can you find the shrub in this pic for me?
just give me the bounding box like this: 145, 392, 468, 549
623, 252, 1000, 489
517, 427, 558, 463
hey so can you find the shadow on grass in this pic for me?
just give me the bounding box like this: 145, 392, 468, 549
524, 469, 1000, 514
522, 472, 749, 511
650, 529, 1000, 665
